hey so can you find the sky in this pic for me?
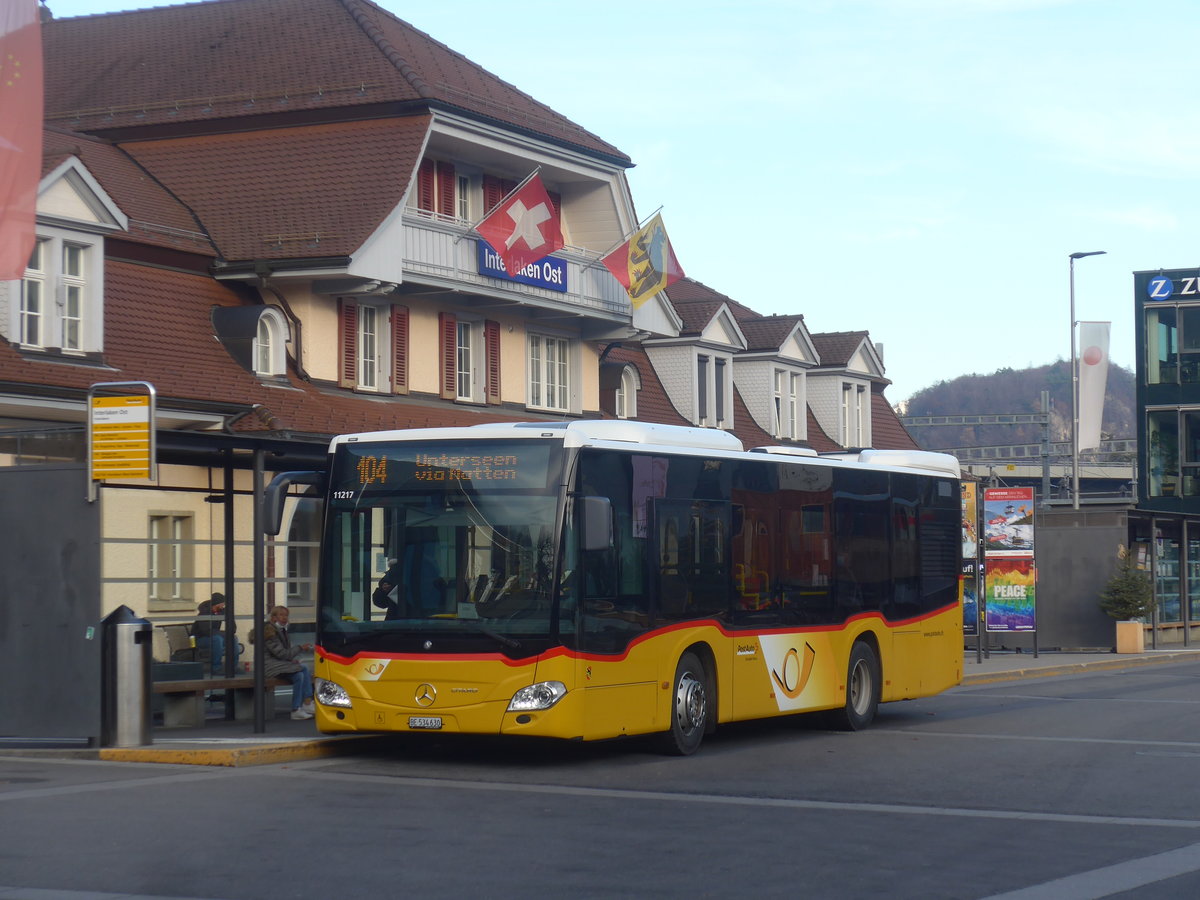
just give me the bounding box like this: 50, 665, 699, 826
38, 0, 1200, 404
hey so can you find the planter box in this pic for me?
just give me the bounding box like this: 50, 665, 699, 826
1115, 620, 1145, 654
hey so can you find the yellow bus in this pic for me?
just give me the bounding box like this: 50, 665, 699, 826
270, 420, 962, 755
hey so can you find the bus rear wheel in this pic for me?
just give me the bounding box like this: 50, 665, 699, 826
655, 651, 708, 756
829, 641, 880, 731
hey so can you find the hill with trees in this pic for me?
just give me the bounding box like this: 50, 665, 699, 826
899, 360, 1135, 451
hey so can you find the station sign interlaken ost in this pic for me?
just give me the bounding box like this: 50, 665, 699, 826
89, 395, 152, 480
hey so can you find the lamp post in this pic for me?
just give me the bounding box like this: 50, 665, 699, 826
1069, 250, 1106, 509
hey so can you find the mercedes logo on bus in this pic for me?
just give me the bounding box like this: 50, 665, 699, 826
414, 683, 437, 707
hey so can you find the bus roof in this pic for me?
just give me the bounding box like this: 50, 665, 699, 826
330, 421, 960, 478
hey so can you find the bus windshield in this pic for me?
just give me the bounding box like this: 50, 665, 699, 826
318, 438, 566, 658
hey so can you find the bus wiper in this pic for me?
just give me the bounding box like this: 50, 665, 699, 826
476, 624, 521, 649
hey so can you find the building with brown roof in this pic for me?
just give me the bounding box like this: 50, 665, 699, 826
1, 0, 921, 720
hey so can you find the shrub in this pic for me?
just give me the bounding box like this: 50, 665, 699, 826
1099, 551, 1155, 621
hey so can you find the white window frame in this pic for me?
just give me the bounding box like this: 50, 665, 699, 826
285, 497, 321, 605
13, 227, 103, 354
149, 513, 193, 603
19, 238, 47, 347
253, 307, 289, 377
857, 385, 868, 447
774, 369, 801, 440
357, 305, 381, 391
457, 174, 472, 222
457, 319, 476, 401
696, 349, 733, 428
528, 332, 572, 412
615, 366, 640, 419
840, 381, 870, 447
61, 242, 85, 351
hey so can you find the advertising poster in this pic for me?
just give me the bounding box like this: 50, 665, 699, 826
961, 482, 979, 560
985, 557, 1036, 632
982, 487, 1035, 556
962, 560, 978, 636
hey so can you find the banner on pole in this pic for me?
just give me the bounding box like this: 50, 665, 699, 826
1077, 320, 1110, 452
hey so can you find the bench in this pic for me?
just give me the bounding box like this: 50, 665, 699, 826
152, 676, 290, 728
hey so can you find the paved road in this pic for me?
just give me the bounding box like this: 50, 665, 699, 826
3, 655, 1200, 899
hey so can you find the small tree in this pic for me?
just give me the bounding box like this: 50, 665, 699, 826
1099, 547, 1155, 622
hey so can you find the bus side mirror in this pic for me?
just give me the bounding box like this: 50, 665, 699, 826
579, 496, 613, 551
263, 471, 326, 535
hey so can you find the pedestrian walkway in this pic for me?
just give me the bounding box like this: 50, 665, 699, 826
961, 646, 1200, 685
3, 649, 1197, 767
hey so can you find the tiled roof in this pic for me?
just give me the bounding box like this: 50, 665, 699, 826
0, 260, 537, 436
43, 0, 628, 164
869, 387, 920, 451
122, 117, 429, 261
669, 297, 725, 337
665, 277, 762, 333
810, 331, 869, 368
599, 345, 690, 428
42, 127, 215, 256
738, 315, 804, 353
806, 407, 840, 452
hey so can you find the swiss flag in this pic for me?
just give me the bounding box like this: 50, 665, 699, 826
475, 174, 563, 278
0, 0, 42, 281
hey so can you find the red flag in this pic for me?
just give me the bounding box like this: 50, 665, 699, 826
601, 213, 684, 308
475, 173, 563, 278
0, 0, 43, 281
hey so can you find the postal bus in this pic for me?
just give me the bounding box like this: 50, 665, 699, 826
267, 419, 963, 755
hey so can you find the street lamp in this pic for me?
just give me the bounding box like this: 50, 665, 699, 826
1069, 250, 1106, 509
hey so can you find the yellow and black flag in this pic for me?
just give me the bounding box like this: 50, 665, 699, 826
601, 213, 684, 308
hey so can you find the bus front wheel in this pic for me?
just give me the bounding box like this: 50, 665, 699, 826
655, 651, 708, 756
830, 641, 880, 731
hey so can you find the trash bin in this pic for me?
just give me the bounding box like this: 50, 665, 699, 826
100, 605, 152, 748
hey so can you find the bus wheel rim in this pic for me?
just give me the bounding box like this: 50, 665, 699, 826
676, 672, 706, 733
849, 659, 871, 716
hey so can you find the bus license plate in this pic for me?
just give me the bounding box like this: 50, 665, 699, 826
408, 716, 443, 730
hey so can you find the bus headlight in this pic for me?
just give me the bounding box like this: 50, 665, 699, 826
507, 681, 567, 711
314, 677, 352, 709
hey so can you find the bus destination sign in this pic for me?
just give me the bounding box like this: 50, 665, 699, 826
341, 441, 557, 495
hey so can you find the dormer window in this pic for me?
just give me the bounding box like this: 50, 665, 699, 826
841, 382, 870, 447
774, 369, 801, 440
253, 308, 289, 377
16, 231, 101, 355
212, 305, 291, 379
615, 367, 639, 419
697, 352, 732, 428
601, 362, 641, 419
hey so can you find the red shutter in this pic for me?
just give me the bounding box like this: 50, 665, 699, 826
417, 159, 435, 212
500, 179, 518, 198
439, 312, 457, 400
391, 304, 409, 395
548, 190, 561, 216
338, 300, 357, 389
437, 161, 456, 218
482, 175, 503, 215
485, 320, 501, 405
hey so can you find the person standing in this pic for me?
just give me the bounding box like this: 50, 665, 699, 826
263, 605, 315, 720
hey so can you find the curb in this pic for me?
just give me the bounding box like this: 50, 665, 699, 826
961, 651, 1196, 686
95, 735, 389, 767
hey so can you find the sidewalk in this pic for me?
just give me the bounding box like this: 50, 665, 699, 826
4, 649, 1198, 767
